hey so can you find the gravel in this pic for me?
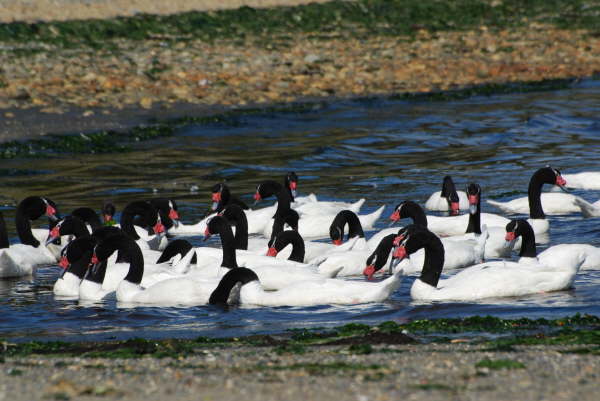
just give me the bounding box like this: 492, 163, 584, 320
1, 343, 599, 401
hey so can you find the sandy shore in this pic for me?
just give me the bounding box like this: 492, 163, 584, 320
0, 1, 599, 142
2, 342, 599, 401
0, 0, 333, 23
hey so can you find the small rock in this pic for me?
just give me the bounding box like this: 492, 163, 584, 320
4, 112, 14, 118
83, 110, 94, 117
140, 97, 153, 109
304, 54, 321, 64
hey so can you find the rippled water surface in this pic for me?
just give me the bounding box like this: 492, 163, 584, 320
1, 80, 600, 341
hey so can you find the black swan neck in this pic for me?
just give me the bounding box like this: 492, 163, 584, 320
400, 201, 428, 227
528, 168, 554, 219
71, 207, 102, 231
16, 196, 48, 247
120, 201, 157, 240
465, 199, 481, 234
370, 234, 395, 272
518, 222, 537, 258
209, 267, 259, 306
209, 217, 238, 269
223, 205, 248, 251
0, 212, 9, 249
332, 210, 365, 240
414, 231, 444, 287
274, 230, 305, 263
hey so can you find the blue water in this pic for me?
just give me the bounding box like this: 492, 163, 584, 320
1, 80, 600, 341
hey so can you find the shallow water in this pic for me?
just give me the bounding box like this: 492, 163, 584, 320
1, 80, 600, 341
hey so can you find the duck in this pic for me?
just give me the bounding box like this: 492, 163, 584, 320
391, 224, 585, 301
424, 175, 468, 213
101, 202, 117, 226
487, 166, 582, 217
208, 266, 402, 307
505, 219, 600, 271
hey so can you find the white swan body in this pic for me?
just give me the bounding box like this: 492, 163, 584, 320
425, 191, 469, 211
263, 205, 384, 240
52, 271, 81, 297
560, 172, 600, 190
238, 271, 402, 306
487, 193, 585, 215
410, 254, 584, 301
573, 198, 600, 218
538, 243, 600, 271
192, 248, 338, 290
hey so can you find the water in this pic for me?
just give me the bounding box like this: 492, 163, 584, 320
1, 80, 599, 342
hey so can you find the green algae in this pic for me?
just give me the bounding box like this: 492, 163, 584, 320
2, 314, 599, 359
475, 358, 526, 370
0, 0, 598, 50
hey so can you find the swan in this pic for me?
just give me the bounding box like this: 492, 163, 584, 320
87, 234, 209, 305
363, 221, 487, 279
389, 200, 511, 237
1, 196, 64, 273
149, 198, 181, 231
280, 171, 367, 215
257, 180, 383, 240
573, 198, 600, 218
556, 171, 600, 190
505, 219, 600, 271
208, 266, 402, 307
199, 216, 340, 290
391, 225, 585, 301
424, 175, 468, 213
120, 200, 167, 251
306, 210, 391, 276
0, 212, 36, 278
53, 236, 95, 297
487, 166, 582, 217
461, 183, 522, 258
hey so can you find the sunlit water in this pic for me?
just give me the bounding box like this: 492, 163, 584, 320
1, 80, 600, 341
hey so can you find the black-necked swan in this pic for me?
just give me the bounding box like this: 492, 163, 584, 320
256, 180, 383, 240
208, 265, 402, 307
425, 175, 468, 213
120, 200, 167, 251
0, 211, 37, 278
555, 171, 600, 190
149, 198, 181, 231
391, 224, 584, 301
505, 219, 600, 271
199, 216, 340, 289
487, 166, 583, 217
389, 199, 512, 237
9, 196, 63, 268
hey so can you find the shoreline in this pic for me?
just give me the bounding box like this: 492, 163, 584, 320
2, 316, 599, 401
1, 0, 599, 143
